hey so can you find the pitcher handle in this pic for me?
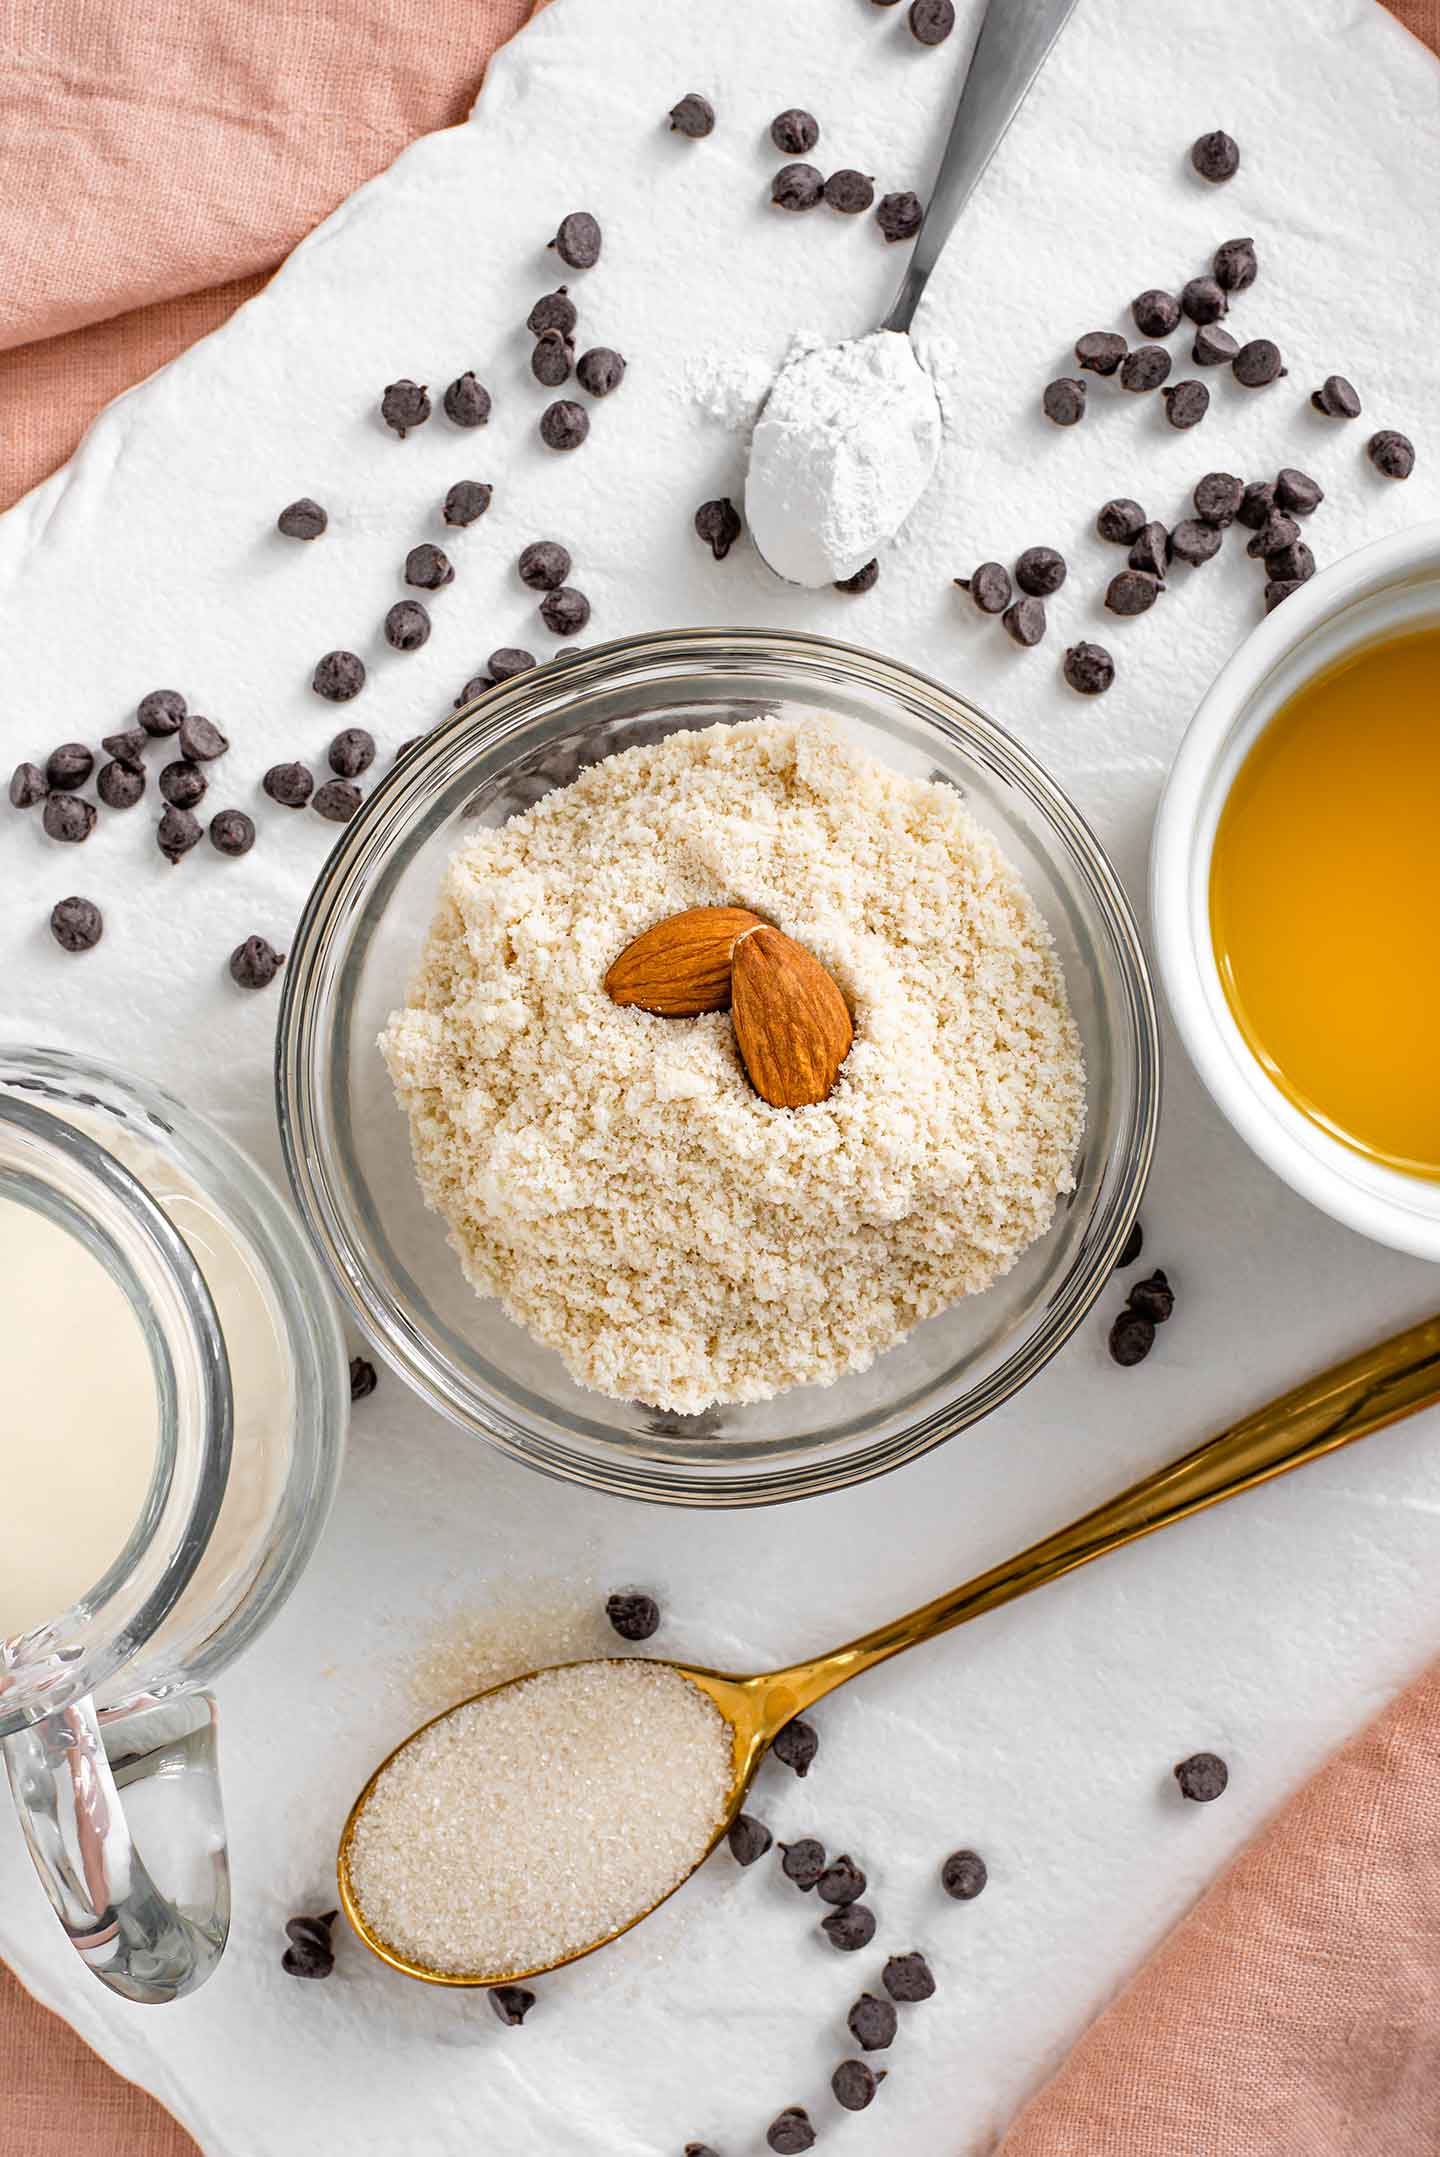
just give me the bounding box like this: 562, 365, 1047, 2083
2, 1690, 229, 2004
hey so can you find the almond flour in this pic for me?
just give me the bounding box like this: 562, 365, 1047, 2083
382, 716, 1084, 1412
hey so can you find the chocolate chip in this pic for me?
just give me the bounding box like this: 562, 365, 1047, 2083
1128, 521, 1169, 580
847, 1993, 898, 2051
1128, 1268, 1174, 1323
825, 168, 875, 214
312, 650, 366, 701
442, 372, 491, 428
349, 1356, 378, 1401
1117, 1219, 1144, 1268
685, 2146, 721, 2157
159, 760, 207, 809
883, 1950, 936, 2003
102, 728, 147, 771
876, 189, 923, 242
1246, 510, 1300, 560
832, 2061, 886, 2112
1191, 323, 1238, 368
380, 379, 430, 437
1108, 1307, 1155, 1365
1075, 331, 1126, 376
1119, 345, 1171, 393
772, 1716, 819, 1777
405, 543, 454, 591
209, 808, 255, 857
443, 480, 493, 528
1232, 338, 1286, 388
9, 761, 47, 808
909, 0, 955, 41
834, 559, 879, 594
770, 108, 819, 156
264, 761, 314, 808
695, 497, 743, 561
727, 1813, 774, 1866
779, 1838, 826, 1890
488, 647, 536, 682
137, 688, 186, 736
179, 714, 228, 762
531, 330, 574, 387
540, 585, 590, 636
577, 347, 626, 399
1369, 429, 1416, 480
817, 1855, 867, 1905
98, 760, 145, 809
766, 2108, 815, 2155
1041, 377, 1086, 425
1181, 276, 1227, 326
1267, 539, 1315, 584
1193, 471, 1244, 526
277, 498, 327, 540
156, 804, 202, 863
1190, 129, 1239, 182
669, 92, 715, 137
1096, 497, 1147, 545
1237, 479, 1276, 530
1169, 517, 1222, 566
489, 1984, 536, 2026
384, 601, 431, 651
941, 1847, 988, 1900
1162, 380, 1209, 429
49, 897, 103, 952
771, 162, 824, 211
605, 1590, 660, 1641
280, 1910, 337, 1977
550, 211, 601, 268
527, 287, 577, 339
1174, 1751, 1229, 1802
956, 561, 1012, 612
1274, 467, 1323, 516
1015, 545, 1066, 597
454, 675, 489, 708
1002, 597, 1046, 647
518, 541, 573, 591
1311, 373, 1361, 420
313, 779, 362, 823
43, 793, 97, 843
1131, 289, 1180, 339
1105, 570, 1160, 617
539, 399, 590, 452
1062, 641, 1115, 695
328, 729, 376, 778
1212, 236, 1258, 292
1264, 578, 1303, 613
46, 743, 93, 791
821, 1902, 877, 1951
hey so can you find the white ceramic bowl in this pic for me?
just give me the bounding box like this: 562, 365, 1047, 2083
1152, 520, 1440, 1259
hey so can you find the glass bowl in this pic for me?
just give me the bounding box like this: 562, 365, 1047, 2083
276, 629, 1159, 1506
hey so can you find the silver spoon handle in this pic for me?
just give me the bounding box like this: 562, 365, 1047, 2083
883, 0, 1080, 333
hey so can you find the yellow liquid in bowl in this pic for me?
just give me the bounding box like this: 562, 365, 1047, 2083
1209, 625, 1440, 1180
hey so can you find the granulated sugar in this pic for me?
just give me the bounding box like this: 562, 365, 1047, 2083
383, 714, 1085, 1412
346, 1660, 732, 1978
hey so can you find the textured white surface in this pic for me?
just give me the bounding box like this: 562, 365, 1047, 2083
2, 2, 1439, 2152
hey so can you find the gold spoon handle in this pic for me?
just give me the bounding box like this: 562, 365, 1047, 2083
774, 1313, 1440, 1715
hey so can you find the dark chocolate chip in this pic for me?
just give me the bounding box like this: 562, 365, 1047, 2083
393, 739, 419, 762
328, 728, 376, 778
1117, 1219, 1144, 1268
1193, 471, 1244, 526
1096, 497, 1147, 545
9, 761, 47, 808
156, 804, 203, 862
159, 760, 207, 809
1264, 578, 1303, 613
1162, 380, 1209, 429
49, 897, 103, 952
454, 674, 490, 708
312, 779, 362, 823
1002, 596, 1046, 646
824, 168, 875, 214
1190, 129, 1239, 182
102, 727, 147, 771
1127, 522, 1169, 580
771, 162, 824, 211
821, 1902, 877, 1951
97, 759, 145, 809
883, 1950, 936, 2003
1128, 1268, 1174, 1323
695, 497, 743, 561
576, 346, 626, 397
1266, 538, 1316, 583
772, 1716, 819, 1777
179, 714, 228, 762
765, 2108, 815, 2155
668, 92, 715, 137
1174, 1751, 1229, 1802
384, 601, 431, 651
875, 189, 923, 242
817, 1855, 867, 1905
941, 1847, 988, 1900
770, 108, 819, 156
46, 743, 93, 791
280, 1911, 336, 1977
1105, 569, 1160, 616
443, 372, 491, 428
539, 399, 590, 452
1062, 641, 1115, 695
1169, 517, 1222, 566
779, 1837, 826, 1890
1075, 331, 1126, 376
1237, 479, 1277, 530
1108, 1306, 1155, 1365
519, 540, 573, 590
1119, 345, 1171, 393
488, 647, 536, 682
209, 808, 255, 857
527, 287, 577, 339
832, 2060, 886, 2112
550, 211, 601, 268
491, 1985, 536, 2026
277, 497, 327, 540
1311, 373, 1361, 420
406, 543, 454, 591
137, 688, 186, 736
1369, 429, 1416, 479
540, 585, 590, 636
1041, 377, 1086, 425
1015, 545, 1067, 597
685, 2147, 721, 2157
312, 650, 366, 701
1131, 289, 1181, 339
443, 480, 493, 527
956, 561, 1012, 612
1232, 338, 1286, 388
380, 379, 431, 437
1246, 510, 1300, 560
43, 793, 97, 843
834, 558, 879, 594
605, 1590, 660, 1641
847, 1993, 898, 2051
1212, 236, 1257, 292
727, 1813, 774, 1866
1274, 467, 1324, 516
909, 0, 954, 41
1191, 323, 1239, 368
349, 1357, 378, 1401
531, 330, 574, 388
264, 761, 315, 808
1181, 276, 1228, 326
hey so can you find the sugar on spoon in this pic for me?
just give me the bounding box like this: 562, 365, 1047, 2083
339, 1310, 1440, 1987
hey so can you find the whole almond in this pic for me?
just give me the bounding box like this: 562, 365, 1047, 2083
604, 906, 763, 1017
731, 925, 853, 1108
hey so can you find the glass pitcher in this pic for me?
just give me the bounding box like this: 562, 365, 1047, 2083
0, 1047, 348, 2004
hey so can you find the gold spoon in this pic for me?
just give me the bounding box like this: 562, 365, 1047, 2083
339, 1311, 1440, 1987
